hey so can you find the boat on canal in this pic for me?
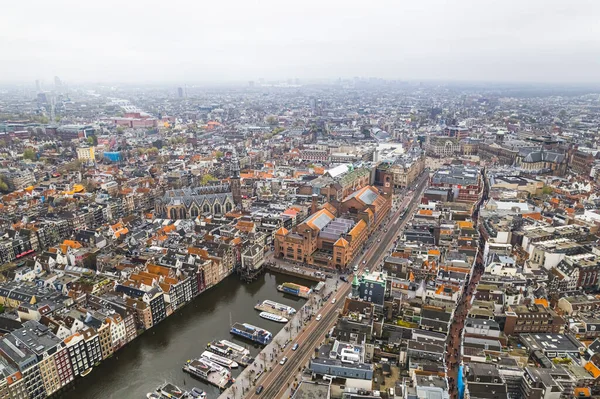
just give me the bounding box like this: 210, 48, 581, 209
207, 341, 254, 367
146, 382, 206, 399
277, 282, 311, 298
259, 311, 289, 323
230, 322, 272, 345
200, 350, 239, 368
219, 339, 250, 355
183, 358, 234, 390
255, 300, 296, 316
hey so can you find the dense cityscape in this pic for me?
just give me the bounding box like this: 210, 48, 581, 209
0, 78, 598, 399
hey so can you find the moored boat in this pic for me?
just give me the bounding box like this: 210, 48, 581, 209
200, 350, 239, 368
230, 322, 272, 345
259, 311, 289, 323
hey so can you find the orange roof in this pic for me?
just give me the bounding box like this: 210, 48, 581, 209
457, 221, 473, 229
522, 212, 542, 221
321, 203, 337, 215
574, 387, 591, 397
534, 298, 549, 308
305, 209, 335, 231
418, 209, 433, 216
188, 247, 209, 258
348, 219, 367, 237
550, 197, 560, 204
162, 224, 176, 233
585, 361, 600, 378
275, 227, 289, 236
334, 237, 349, 248
282, 208, 299, 216
428, 249, 441, 256
147, 264, 171, 277
63, 240, 82, 249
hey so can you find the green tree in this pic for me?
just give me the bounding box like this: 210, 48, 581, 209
116, 126, 125, 134
266, 115, 278, 125
215, 151, 224, 158
87, 135, 98, 146
542, 185, 553, 195
201, 174, 217, 185
23, 148, 37, 160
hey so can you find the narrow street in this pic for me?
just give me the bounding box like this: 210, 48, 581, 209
446, 167, 489, 399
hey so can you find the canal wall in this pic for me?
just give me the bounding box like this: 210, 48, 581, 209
219, 300, 311, 399
265, 263, 325, 282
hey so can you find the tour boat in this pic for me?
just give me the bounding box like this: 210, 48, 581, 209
259, 311, 289, 323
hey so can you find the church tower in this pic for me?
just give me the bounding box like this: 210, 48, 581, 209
230, 150, 242, 207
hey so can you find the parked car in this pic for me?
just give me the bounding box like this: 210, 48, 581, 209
331, 298, 336, 304
255, 385, 264, 395
316, 314, 322, 321
279, 356, 288, 365
292, 343, 299, 351
340, 276, 347, 282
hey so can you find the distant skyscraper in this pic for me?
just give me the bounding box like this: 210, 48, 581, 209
248, 81, 255, 87
177, 87, 184, 98
54, 76, 62, 89
35, 80, 40, 92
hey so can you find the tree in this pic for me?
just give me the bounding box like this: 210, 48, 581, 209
266, 116, 278, 126
23, 148, 37, 160
87, 135, 98, 146
116, 126, 125, 134
0, 174, 13, 193
215, 151, 224, 158
542, 185, 553, 195
201, 174, 217, 185
82, 178, 97, 192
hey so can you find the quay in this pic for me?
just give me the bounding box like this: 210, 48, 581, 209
265, 263, 324, 282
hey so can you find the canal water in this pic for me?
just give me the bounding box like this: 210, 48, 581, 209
61, 271, 310, 399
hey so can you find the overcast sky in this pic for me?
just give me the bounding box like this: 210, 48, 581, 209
2, 0, 600, 84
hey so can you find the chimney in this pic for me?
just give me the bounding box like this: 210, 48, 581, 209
311, 194, 319, 215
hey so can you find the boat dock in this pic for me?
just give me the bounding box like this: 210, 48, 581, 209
207, 341, 253, 367
254, 299, 296, 318
182, 359, 234, 390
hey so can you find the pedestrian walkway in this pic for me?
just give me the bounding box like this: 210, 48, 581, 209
219, 286, 335, 399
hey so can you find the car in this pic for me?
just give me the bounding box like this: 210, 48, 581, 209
325, 274, 333, 279
293, 267, 300, 271
279, 356, 288, 365
292, 343, 299, 351
316, 314, 322, 321
362, 260, 366, 264
255, 385, 264, 395
331, 298, 336, 304
340, 276, 347, 282
353, 265, 358, 272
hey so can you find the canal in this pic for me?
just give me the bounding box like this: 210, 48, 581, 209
61, 271, 310, 399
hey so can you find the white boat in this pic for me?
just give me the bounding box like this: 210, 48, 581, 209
198, 357, 228, 374
220, 339, 250, 355
259, 311, 289, 323
262, 300, 296, 314
80, 367, 93, 377
201, 350, 239, 368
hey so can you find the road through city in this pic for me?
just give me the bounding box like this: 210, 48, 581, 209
247, 172, 430, 399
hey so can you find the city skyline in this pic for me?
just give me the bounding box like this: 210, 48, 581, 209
2, 0, 600, 84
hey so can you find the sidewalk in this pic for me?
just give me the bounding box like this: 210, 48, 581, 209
219, 287, 334, 399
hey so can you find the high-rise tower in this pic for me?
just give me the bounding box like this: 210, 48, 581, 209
230, 150, 242, 207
